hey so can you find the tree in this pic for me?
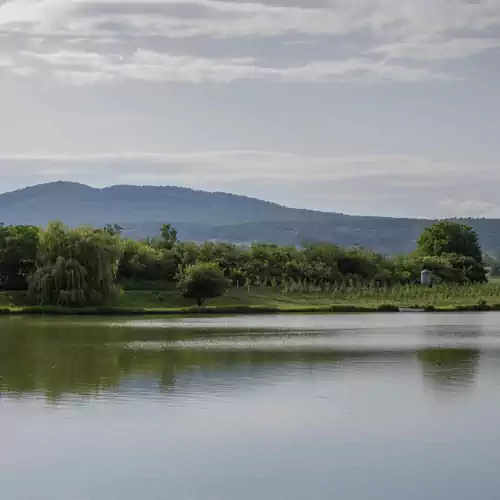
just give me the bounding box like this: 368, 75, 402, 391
28, 222, 123, 306
104, 223, 123, 236
177, 262, 228, 306
445, 253, 487, 283
118, 239, 177, 282
417, 222, 487, 283
159, 224, 178, 251
0, 225, 39, 290
484, 254, 500, 277
417, 221, 483, 262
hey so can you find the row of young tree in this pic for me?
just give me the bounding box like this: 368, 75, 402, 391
0, 220, 489, 307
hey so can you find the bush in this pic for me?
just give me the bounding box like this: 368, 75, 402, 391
376, 304, 400, 312
177, 262, 228, 306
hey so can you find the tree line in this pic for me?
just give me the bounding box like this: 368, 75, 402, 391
0, 220, 488, 307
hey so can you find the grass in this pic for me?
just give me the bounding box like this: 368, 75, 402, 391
2, 282, 500, 315
117, 284, 500, 313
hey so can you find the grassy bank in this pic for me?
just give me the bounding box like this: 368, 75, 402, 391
117, 282, 500, 313
0, 288, 384, 315
2, 283, 500, 315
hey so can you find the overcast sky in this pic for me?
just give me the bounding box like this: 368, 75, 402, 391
1, 0, 500, 217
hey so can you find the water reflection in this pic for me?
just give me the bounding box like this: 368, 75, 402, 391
0, 315, 488, 401
417, 319, 483, 392
0, 328, 410, 401
3, 315, 500, 500
418, 349, 480, 392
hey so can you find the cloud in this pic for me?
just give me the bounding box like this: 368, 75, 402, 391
1, 0, 499, 85
0, 150, 483, 191
0, 55, 13, 67
0, 0, 71, 25
18, 48, 454, 84
438, 199, 500, 218
0, 151, 498, 217
54, 68, 113, 84
8, 65, 36, 75
0, 151, 440, 190
0, 0, 379, 38
2, 0, 500, 39
0, 54, 34, 75
372, 34, 500, 61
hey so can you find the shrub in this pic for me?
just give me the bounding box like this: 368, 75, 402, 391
177, 262, 228, 306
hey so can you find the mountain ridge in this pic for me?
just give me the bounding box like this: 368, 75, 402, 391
0, 181, 336, 226
1, 181, 500, 255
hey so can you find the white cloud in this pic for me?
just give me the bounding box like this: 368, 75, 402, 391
438, 199, 500, 218
2, 0, 500, 39
0, 150, 488, 185
0, 150, 447, 180
8, 65, 35, 75
25, 49, 109, 66
0, 56, 12, 67
372, 34, 500, 61
0, 0, 72, 26
19, 48, 454, 84
54, 68, 113, 84
0, 151, 498, 216
1, 0, 499, 85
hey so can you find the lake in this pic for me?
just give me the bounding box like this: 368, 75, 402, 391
2, 312, 500, 500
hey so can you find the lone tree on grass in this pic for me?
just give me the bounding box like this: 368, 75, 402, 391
178, 262, 228, 306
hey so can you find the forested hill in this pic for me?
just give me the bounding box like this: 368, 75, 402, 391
2, 181, 500, 255
0, 181, 330, 226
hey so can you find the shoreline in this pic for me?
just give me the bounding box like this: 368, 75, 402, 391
1, 303, 499, 316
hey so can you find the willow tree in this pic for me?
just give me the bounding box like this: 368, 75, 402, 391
29, 222, 123, 306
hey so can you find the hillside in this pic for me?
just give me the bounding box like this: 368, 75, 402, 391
0, 181, 331, 226
1, 181, 500, 255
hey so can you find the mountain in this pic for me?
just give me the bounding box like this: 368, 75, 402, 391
1, 181, 500, 255
0, 181, 333, 226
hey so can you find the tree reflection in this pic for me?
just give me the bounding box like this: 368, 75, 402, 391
0, 321, 417, 402
5, 319, 483, 402
418, 348, 480, 392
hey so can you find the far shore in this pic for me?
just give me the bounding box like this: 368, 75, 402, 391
1, 287, 499, 317
1, 303, 499, 317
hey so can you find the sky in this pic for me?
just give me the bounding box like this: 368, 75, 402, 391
1, 0, 500, 218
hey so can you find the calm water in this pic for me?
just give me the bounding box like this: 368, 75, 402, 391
2, 313, 500, 500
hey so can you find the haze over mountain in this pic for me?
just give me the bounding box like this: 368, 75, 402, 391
2, 181, 500, 256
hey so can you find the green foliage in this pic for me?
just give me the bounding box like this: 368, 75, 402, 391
177, 262, 228, 306
28, 222, 122, 306
418, 221, 483, 262
488, 261, 500, 277
0, 220, 495, 309
484, 253, 500, 278
417, 222, 486, 283
119, 239, 177, 282
104, 223, 123, 236
0, 225, 39, 290
158, 224, 178, 250
445, 253, 487, 283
